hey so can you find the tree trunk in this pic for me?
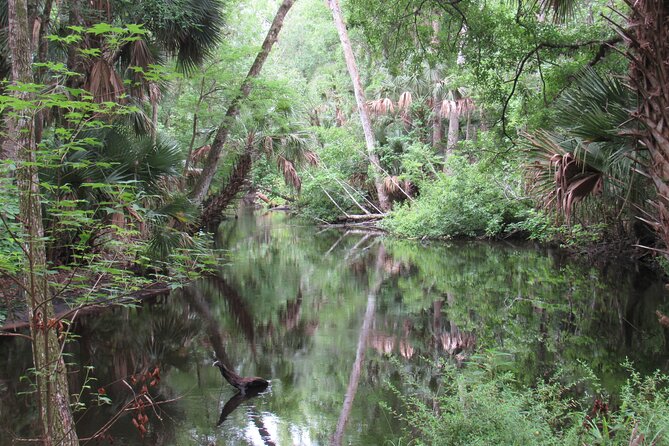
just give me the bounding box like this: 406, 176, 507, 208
433, 91, 443, 150
199, 152, 253, 230
7, 0, 78, 444
431, 20, 443, 151
327, 0, 391, 212
189, 0, 296, 204
444, 89, 461, 172
623, 0, 669, 258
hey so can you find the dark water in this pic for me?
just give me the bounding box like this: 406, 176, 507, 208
1, 211, 668, 445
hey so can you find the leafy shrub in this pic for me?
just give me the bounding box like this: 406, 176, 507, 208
388, 356, 669, 446
382, 156, 529, 238
296, 126, 370, 222
507, 209, 609, 248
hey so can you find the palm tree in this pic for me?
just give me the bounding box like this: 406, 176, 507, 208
542, 0, 669, 255
189, 0, 297, 204
525, 67, 650, 231
199, 116, 318, 229
41, 126, 189, 262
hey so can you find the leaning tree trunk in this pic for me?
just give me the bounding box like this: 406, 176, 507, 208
622, 0, 669, 258
327, 0, 391, 212
189, 0, 296, 205
199, 152, 253, 231
7, 0, 78, 444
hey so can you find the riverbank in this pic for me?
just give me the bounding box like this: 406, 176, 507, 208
0, 281, 172, 332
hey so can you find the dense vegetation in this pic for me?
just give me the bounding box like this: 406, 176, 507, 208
0, 0, 668, 443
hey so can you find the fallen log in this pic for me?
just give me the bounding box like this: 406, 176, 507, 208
1, 282, 171, 332
335, 213, 387, 222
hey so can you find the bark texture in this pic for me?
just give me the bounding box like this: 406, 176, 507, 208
7, 0, 77, 444
432, 91, 443, 149
200, 152, 253, 230
445, 89, 460, 171
431, 20, 443, 151
327, 0, 391, 212
189, 0, 296, 204
622, 0, 669, 256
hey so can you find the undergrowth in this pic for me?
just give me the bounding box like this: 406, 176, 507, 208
381, 157, 529, 238
385, 354, 669, 446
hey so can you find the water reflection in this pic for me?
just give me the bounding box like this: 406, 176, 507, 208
0, 211, 667, 445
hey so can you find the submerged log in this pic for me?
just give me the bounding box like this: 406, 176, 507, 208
213, 360, 269, 395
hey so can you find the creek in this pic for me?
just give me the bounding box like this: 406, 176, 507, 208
1, 211, 667, 445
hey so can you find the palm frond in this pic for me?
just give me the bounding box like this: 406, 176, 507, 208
85, 60, 125, 103
304, 150, 319, 166
541, 0, 577, 22
398, 91, 413, 111
555, 67, 633, 145
153, 0, 225, 73
277, 155, 301, 191
369, 97, 395, 115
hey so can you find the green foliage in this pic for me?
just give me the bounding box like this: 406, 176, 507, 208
383, 156, 528, 238
0, 26, 219, 314
388, 362, 560, 446
297, 126, 370, 221
389, 356, 669, 446
506, 209, 609, 248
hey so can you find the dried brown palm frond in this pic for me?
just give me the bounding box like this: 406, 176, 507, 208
348, 172, 368, 189
525, 130, 603, 223
149, 82, 161, 107
383, 175, 401, 195
383, 176, 416, 201
657, 310, 669, 328
85, 59, 125, 103
459, 97, 475, 114
368, 97, 395, 115
277, 155, 301, 191
398, 91, 413, 111
440, 97, 475, 117
129, 39, 155, 71
441, 99, 456, 117
190, 144, 211, 163
439, 329, 476, 355
304, 150, 319, 166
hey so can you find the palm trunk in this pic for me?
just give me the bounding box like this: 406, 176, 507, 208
7, 0, 77, 444
431, 21, 443, 151
433, 93, 443, 149
327, 0, 391, 212
623, 0, 669, 257
444, 89, 461, 172
190, 0, 296, 204
200, 152, 253, 230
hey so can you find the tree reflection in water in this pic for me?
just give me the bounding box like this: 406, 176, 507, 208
0, 212, 667, 445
